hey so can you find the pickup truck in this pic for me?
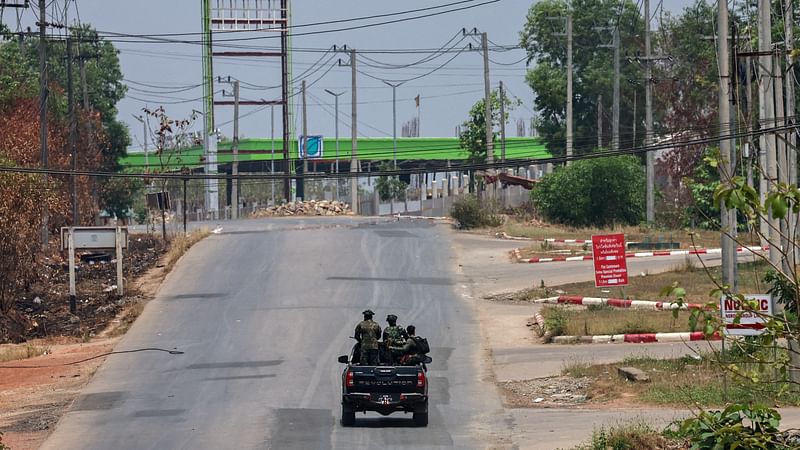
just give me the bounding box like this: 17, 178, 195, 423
337, 344, 430, 427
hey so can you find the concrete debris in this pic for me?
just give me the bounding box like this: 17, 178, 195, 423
252, 200, 352, 217
617, 366, 651, 383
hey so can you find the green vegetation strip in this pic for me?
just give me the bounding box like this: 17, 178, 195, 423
563, 354, 800, 408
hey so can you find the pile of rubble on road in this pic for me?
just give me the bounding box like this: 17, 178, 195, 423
252, 200, 352, 217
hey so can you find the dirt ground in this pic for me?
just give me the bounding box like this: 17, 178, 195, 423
0, 233, 175, 450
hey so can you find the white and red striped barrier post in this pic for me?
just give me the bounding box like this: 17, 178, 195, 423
552, 331, 721, 344
516, 246, 768, 264
534, 295, 714, 311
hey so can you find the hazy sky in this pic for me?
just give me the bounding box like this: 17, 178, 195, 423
2, 0, 694, 152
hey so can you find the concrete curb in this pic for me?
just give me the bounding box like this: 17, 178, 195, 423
516, 245, 769, 264
534, 296, 713, 311
551, 331, 721, 344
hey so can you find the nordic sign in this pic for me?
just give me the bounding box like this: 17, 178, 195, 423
591, 233, 628, 287
720, 294, 772, 336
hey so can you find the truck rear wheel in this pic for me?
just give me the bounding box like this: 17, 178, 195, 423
341, 406, 356, 427
412, 411, 428, 427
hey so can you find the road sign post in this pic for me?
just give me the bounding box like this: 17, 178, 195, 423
591, 233, 629, 288
62, 227, 129, 312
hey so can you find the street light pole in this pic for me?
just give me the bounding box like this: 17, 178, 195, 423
382, 81, 403, 216
325, 89, 345, 201
382, 81, 404, 169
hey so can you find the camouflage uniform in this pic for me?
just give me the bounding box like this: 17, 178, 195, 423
382, 325, 408, 364
354, 319, 381, 365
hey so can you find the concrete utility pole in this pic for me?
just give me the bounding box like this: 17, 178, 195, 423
566, 15, 573, 163
645, 0, 655, 224
66, 35, 78, 225
785, 0, 797, 273
758, 0, 779, 265
597, 94, 603, 148
612, 25, 620, 152
350, 48, 359, 214
301, 79, 308, 200
325, 89, 344, 201
38, 0, 48, 246
482, 32, 494, 170
718, 0, 736, 288
785, 0, 796, 188
499, 81, 507, 161
270, 105, 275, 205
231, 79, 240, 219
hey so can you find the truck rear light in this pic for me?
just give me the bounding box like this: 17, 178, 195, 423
417, 371, 426, 388
346, 370, 354, 388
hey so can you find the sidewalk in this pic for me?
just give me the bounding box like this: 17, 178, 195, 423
449, 230, 800, 449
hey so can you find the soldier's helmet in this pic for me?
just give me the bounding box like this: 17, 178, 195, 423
362, 309, 375, 318
386, 314, 398, 324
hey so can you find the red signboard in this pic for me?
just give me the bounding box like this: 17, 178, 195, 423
592, 233, 629, 287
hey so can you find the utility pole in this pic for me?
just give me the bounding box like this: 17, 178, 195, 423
597, 94, 603, 148
758, 0, 779, 265
38, 0, 48, 246
281, 0, 291, 202
785, 0, 797, 275
231, 79, 240, 219
350, 48, 359, 213
612, 25, 620, 152
566, 16, 573, 162
596, 22, 620, 151
645, 0, 655, 224
132, 114, 149, 171
499, 80, 506, 161
481, 32, 494, 200
718, 0, 735, 288
301, 79, 308, 200
66, 35, 78, 225
270, 105, 275, 205
785, 0, 796, 188
325, 89, 344, 201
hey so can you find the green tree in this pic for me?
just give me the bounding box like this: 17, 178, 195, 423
519, 0, 644, 156
531, 155, 645, 227
99, 176, 144, 223
375, 163, 408, 202
458, 90, 518, 164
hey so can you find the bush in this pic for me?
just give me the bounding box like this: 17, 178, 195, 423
669, 404, 787, 450
449, 195, 502, 229
542, 306, 567, 336
531, 156, 645, 227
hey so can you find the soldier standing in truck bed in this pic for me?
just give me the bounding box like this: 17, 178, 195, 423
354, 309, 381, 365
382, 314, 408, 364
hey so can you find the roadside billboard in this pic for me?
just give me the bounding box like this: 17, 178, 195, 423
591, 233, 629, 287
720, 294, 772, 336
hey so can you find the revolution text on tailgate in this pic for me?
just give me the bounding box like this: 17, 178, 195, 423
337, 351, 429, 426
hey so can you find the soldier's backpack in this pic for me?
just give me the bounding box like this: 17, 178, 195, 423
413, 336, 430, 355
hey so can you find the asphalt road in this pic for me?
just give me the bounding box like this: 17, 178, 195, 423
41, 217, 510, 450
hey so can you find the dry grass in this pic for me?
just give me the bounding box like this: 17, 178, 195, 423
570, 422, 683, 450
516, 260, 769, 305
561, 354, 800, 408
106, 301, 146, 338
501, 220, 759, 250
0, 343, 49, 362
164, 228, 211, 271
542, 305, 696, 336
